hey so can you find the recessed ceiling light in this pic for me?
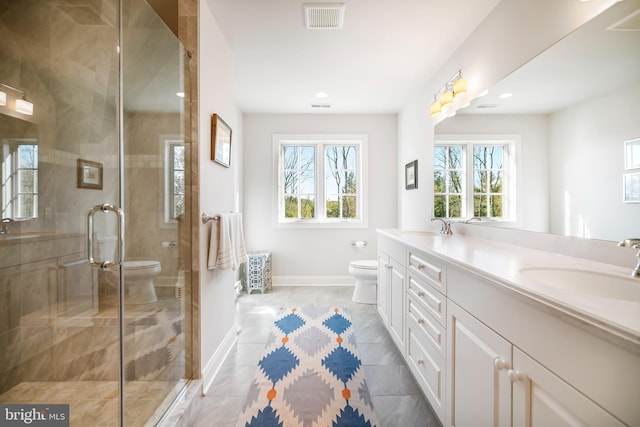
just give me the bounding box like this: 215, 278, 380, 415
315, 92, 328, 98
498, 92, 513, 99
176, 92, 185, 98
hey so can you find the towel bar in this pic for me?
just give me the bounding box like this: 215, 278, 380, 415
201, 213, 220, 224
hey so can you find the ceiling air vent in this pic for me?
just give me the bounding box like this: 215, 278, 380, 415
607, 9, 640, 31
311, 103, 332, 108
304, 3, 345, 29
476, 104, 498, 109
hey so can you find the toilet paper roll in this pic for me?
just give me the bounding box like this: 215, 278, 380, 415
354, 240, 365, 248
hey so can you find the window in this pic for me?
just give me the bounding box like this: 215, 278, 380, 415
1, 139, 38, 219
434, 137, 516, 221
274, 134, 367, 227
163, 139, 185, 223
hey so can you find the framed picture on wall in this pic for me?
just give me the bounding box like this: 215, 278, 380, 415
405, 160, 418, 190
211, 114, 232, 167
77, 159, 103, 190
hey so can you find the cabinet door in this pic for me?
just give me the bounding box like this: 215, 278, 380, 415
512, 348, 625, 427
447, 301, 511, 427
387, 257, 405, 350
377, 251, 390, 323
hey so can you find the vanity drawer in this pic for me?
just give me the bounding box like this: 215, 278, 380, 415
406, 316, 446, 421
407, 249, 446, 294
407, 295, 446, 358
407, 275, 446, 327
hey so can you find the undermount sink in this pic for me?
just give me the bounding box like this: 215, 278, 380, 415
519, 267, 640, 302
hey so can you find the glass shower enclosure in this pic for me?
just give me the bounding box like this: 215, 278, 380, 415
0, 0, 193, 425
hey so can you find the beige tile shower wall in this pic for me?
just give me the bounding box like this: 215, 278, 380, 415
0, 0, 120, 236
124, 112, 182, 283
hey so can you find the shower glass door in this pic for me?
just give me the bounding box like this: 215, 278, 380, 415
0, 0, 192, 425
121, 0, 192, 425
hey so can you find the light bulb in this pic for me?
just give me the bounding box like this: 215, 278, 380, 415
0, 90, 6, 106
16, 98, 33, 115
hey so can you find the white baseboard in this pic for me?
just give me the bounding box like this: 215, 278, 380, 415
273, 275, 355, 287
201, 324, 239, 396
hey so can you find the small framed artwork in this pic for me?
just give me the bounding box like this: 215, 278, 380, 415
625, 138, 640, 170
623, 172, 640, 203
211, 114, 232, 167
405, 160, 418, 190
77, 159, 103, 190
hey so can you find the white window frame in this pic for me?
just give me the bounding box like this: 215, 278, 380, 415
1, 138, 38, 220
434, 134, 519, 222
162, 136, 185, 225
272, 134, 368, 229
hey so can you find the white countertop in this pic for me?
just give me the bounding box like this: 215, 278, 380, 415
378, 229, 640, 349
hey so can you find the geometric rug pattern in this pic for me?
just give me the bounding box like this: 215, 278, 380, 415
236, 307, 379, 427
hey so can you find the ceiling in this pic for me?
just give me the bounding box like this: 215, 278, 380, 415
206, 0, 501, 114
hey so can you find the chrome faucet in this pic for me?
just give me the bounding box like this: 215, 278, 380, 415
617, 238, 640, 278
1, 218, 14, 234
431, 217, 453, 235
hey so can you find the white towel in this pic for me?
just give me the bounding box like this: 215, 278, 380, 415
230, 213, 248, 268
207, 213, 247, 270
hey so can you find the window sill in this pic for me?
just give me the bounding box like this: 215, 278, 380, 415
274, 219, 368, 229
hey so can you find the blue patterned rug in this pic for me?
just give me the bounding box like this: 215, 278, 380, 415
236, 307, 379, 427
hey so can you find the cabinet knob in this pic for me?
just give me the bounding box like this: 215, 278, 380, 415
507, 369, 527, 383
417, 291, 425, 297
494, 358, 511, 371
417, 263, 426, 270
417, 318, 425, 324
417, 358, 425, 365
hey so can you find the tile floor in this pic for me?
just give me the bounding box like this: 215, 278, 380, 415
186, 286, 442, 427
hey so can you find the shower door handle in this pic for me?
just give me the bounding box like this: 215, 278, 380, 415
87, 203, 125, 270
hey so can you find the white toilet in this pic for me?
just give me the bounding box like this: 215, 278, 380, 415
96, 235, 162, 304
349, 260, 378, 304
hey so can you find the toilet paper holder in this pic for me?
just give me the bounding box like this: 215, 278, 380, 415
351, 240, 368, 248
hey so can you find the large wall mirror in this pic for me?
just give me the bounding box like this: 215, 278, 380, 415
435, 0, 640, 242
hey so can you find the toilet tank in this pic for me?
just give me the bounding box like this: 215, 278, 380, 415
95, 234, 117, 262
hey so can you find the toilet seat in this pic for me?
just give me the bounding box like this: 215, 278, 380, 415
122, 260, 161, 272
349, 260, 377, 270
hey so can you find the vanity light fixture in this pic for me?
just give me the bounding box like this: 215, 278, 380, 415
0, 83, 34, 115
429, 69, 468, 117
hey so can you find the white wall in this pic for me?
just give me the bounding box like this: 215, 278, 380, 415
199, 0, 243, 391
398, 0, 618, 232
435, 114, 550, 233
549, 83, 640, 241
243, 114, 397, 284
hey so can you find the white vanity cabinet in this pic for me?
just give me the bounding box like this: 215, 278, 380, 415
376, 230, 639, 427
447, 299, 625, 427
377, 234, 406, 351
447, 301, 511, 427
447, 264, 636, 427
